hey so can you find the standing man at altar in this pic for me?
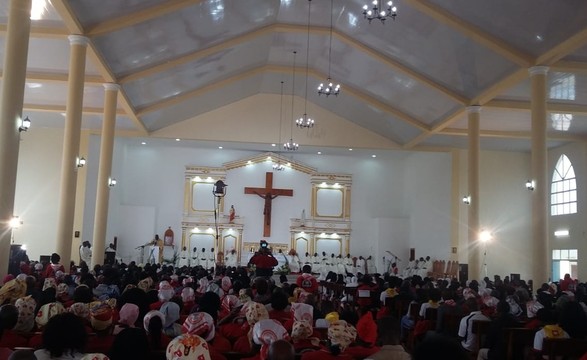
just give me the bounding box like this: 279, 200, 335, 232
287, 249, 301, 273
208, 248, 216, 270
79, 241, 92, 265
198, 248, 208, 269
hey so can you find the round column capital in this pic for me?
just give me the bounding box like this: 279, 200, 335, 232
529, 66, 549, 76
466, 105, 482, 114
103, 83, 120, 92
68, 35, 89, 46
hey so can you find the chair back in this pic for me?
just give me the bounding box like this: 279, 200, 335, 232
542, 338, 587, 360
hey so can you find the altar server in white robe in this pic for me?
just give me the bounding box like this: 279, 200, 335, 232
311, 253, 321, 274
191, 247, 199, 267
303, 252, 312, 272
336, 255, 346, 275
329, 254, 338, 273
198, 248, 208, 268
403, 259, 416, 278
225, 249, 238, 268
208, 248, 216, 270
344, 254, 354, 275
177, 246, 190, 268
79, 241, 92, 265
287, 249, 301, 273
356, 256, 366, 275
366, 255, 377, 274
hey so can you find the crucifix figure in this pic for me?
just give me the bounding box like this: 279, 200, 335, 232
244, 172, 293, 237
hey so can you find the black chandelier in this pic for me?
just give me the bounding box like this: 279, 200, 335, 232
362, 0, 398, 24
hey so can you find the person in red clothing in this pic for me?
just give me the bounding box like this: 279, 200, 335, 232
0, 305, 28, 349
345, 308, 380, 359
144, 310, 171, 352
268, 291, 291, 325
248, 242, 278, 278
43, 253, 65, 279
300, 320, 357, 360
296, 265, 318, 294
183, 312, 230, 360
560, 273, 574, 292
356, 274, 378, 308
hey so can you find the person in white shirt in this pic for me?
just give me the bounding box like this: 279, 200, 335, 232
198, 248, 208, 268
336, 255, 346, 275
208, 248, 215, 270
177, 246, 189, 268
458, 299, 490, 352
366, 255, 377, 274
311, 253, 321, 274
344, 254, 354, 275
356, 256, 366, 275
224, 249, 238, 268
190, 247, 199, 267
79, 241, 92, 265
287, 249, 301, 273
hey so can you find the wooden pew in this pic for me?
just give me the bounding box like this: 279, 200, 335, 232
541, 337, 587, 360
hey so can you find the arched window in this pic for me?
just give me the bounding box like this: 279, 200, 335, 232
551, 154, 577, 216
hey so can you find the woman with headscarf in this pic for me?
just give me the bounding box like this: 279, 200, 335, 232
150, 281, 175, 311
43, 253, 65, 279
113, 303, 139, 335
232, 302, 269, 354
0, 304, 28, 348
242, 319, 290, 360
14, 296, 36, 334
291, 320, 320, 352
166, 334, 211, 360
300, 320, 357, 360
144, 310, 171, 351
183, 312, 230, 359
160, 302, 183, 338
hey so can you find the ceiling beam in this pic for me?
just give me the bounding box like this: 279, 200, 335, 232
440, 128, 587, 142
404, 0, 532, 67
550, 60, 587, 75
86, 0, 201, 37
0, 24, 68, 39
0, 71, 103, 85
50, 0, 149, 135
487, 99, 587, 115
24, 103, 125, 115
536, 25, 587, 65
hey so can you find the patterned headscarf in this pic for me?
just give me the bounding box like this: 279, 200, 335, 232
221, 294, 242, 316
182, 277, 194, 287
181, 288, 195, 303
328, 320, 357, 351
57, 283, 69, 297
138, 277, 153, 292
42, 278, 57, 291
14, 296, 36, 333
221, 277, 232, 293
36, 302, 65, 328
238, 289, 251, 303
291, 320, 313, 341
119, 303, 139, 327
182, 312, 215, 341
253, 319, 290, 360
197, 278, 209, 294
160, 302, 181, 328
245, 301, 269, 326
80, 354, 110, 360
69, 302, 90, 320
144, 310, 165, 333
291, 303, 313, 324
206, 283, 224, 298
158, 281, 175, 302
90, 302, 113, 331
166, 334, 211, 360
325, 312, 340, 323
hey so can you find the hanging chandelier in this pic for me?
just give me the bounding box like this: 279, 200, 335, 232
297, 0, 315, 129
362, 0, 397, 23
273, 81, 286, 171
285, 51, 299, 151
273, 162, 286, 171
318, 0, 340, 97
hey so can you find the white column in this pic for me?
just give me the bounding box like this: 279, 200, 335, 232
91, 83, 120, 267
0, 0, 32, 279
467, 105, 481, 281
529, 66, 549, 283
55, 35, 89, 268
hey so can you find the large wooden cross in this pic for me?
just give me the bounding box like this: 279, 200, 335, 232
244, 172, 293, 237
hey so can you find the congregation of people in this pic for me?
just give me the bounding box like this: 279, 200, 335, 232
1, 247, 587, 360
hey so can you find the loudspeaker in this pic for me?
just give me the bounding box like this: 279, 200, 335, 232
459, 264, 468, 282
510, 273, 520, 282
104, 252, 115, 265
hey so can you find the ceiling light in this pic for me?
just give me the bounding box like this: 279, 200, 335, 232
348, 148, 353, 151
175, 138, 181, 141
218, 146, 223, 149
554, 230, 569, 238
317, 0, 341, 97
297, 0, 315, 129
317, 151, 322, 155
371, 154, 377, 158
271, 143, 276, 147
284, 139, 299, 151
479, 230, 492, 243
9, 216, 21, 229
141, 141, 146, 145
362, 0, 398, 24
273, 162, 286, 171
108, 178, 117, 187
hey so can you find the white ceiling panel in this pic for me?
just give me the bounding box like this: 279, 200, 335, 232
428, 0, 587, 57
17, 82, 107, 109
0, 0, 64, 27
66, 0, 167, 28
20, 110, 134, 131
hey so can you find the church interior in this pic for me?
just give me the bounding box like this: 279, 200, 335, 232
3, 0, 587, 284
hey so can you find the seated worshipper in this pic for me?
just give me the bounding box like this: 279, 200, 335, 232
344, 307, 380, 359
160, 301, 183, 338
436, 290, 464, 336
69, 302, 92, 332
0, 305, 28, 349
365, 317, 410, 360
248, 245, 278, 278
113, 303, 139, 335
0, 274, 27, 306
268, 340, 295, 360
477, 301, 518, 360
87, 302, 115, 354
284, 302, 313, 332
356, 275, 378, 309
109, 327, 150, 360
336, 255, 346, 276
412, 334, 468, 360
181, 287, 196, 315
150, 281, 175, 310
177, 247, 190, 268
291, 320, 320, 352
268, 290, 291, 325
458, 298, 490, 353
532, 308, 570, 353
221, 276, 233, 295
244, 319, 290, 360
416, 287, 441, 331
33, 313, 87, 360
296, 266, 318, 294
311, 253, 321, 275
14, 295, 36, 334
183, 312, 231, 358
166, 334, 212, 360
144, 310, 172, 351
35, 301, 66, 330
559, 300, 587, 339
219, 294, 242, 320
301, 320, 357, 360
233, 302, 270, 354
44, 253, 65, 279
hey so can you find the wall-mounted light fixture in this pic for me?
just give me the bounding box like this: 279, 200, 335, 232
108, 178, 117, 187
462, 195, 471, 205
76, 157, 86, 168
19, 116, 31, 132
525, 180, 535, 191
9, 216, 21, 229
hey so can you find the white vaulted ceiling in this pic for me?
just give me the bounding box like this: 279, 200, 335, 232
1, 0, 587, 152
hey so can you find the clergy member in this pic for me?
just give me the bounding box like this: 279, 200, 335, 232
79, 241, 92, 265
191, 247, 199, 267
225, 249, 238, 268
177, 246, 189, 268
